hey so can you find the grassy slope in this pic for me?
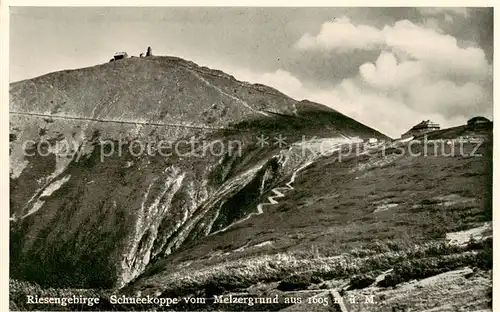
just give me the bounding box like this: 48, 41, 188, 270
10, 55, 392, 293
122, 131, 492, 311
9, 56, 491, 311
10, 130, 493, 311
135, 137, 491, 266
9, 56, 298, 128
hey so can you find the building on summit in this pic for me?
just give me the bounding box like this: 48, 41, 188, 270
467, 116, 491, 129
109, 52, 129, 62
108, 47, 152, 62
401, 120, 440, 139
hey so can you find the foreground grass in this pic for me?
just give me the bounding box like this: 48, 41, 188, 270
10, 233, 492, 311
131, 238, 491, 299
10, 139, 492, 311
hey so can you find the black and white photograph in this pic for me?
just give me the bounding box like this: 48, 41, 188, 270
6, 4, 495, 311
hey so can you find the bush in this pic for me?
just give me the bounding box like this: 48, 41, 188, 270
376, 273, 403, 288
277, 275, 311, 291
347, 274, 376, 290
310, 275, 323, 284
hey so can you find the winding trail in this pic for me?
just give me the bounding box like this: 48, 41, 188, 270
210, 160, 314, 235
255, 160, 314, 213
211, 138, 361, 236
187, 69, 270, 117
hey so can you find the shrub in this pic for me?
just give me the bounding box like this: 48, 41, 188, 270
347, 274, 376, 290
277, 275, 311, 291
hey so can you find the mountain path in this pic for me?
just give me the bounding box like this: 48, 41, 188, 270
255, 160, 314, 213
211, 159, 314, 235
211, 139, 357, 236
10, 111, 229, 131
187, 69, 270, 117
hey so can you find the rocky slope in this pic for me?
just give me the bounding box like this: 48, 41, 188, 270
9, 56, 492, 312
9, 56, 387, 291
122, 129, 492, 306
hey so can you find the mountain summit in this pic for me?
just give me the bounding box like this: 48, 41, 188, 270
10, 56, 388, 290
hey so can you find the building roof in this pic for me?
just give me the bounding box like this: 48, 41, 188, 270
401, 120, 440, 138
467, 116, 491, 123
410, 120, 440, 130
114, 52, 128, 56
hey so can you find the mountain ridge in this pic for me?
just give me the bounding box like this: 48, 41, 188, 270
9, 55, 492, 311
9, 55, 388, 290
9, 55, 389, 140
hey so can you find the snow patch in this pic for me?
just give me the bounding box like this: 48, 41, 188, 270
40, 174, 71, 197
434, 194, 476, 207
119, 167, 186, 287
10, 159, 29, 179
232, 240, 274, 254
254, 240, 273, 248
374, 203, 398, 213
398, 136, 414, 143
21, 174, 72, 219
446, 222, 492, 247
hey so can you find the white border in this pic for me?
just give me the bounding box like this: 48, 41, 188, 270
4, 0, 497, 6
1, 2, 497, 312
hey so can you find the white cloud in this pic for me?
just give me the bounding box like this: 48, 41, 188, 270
298, 78, 465, 138
407, 80, 490, 116
382, 20, 489, 78
422, 17, 443, 31
221, 65, 488, 138
259, 70, 305, 99
295, 17, 384, 51
358, 49, 492, 126
359, 52, 423, 90
211, 12, 491, 139
217, 15, 492, 139
295, 18, 489, 79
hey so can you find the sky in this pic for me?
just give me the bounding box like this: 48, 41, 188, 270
10, 7, 493, 137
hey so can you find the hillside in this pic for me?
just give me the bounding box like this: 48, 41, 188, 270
10, 56, 387, 132
9, 55, 492, 312
9, 56, 387, 290
120, 132, 492, 312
